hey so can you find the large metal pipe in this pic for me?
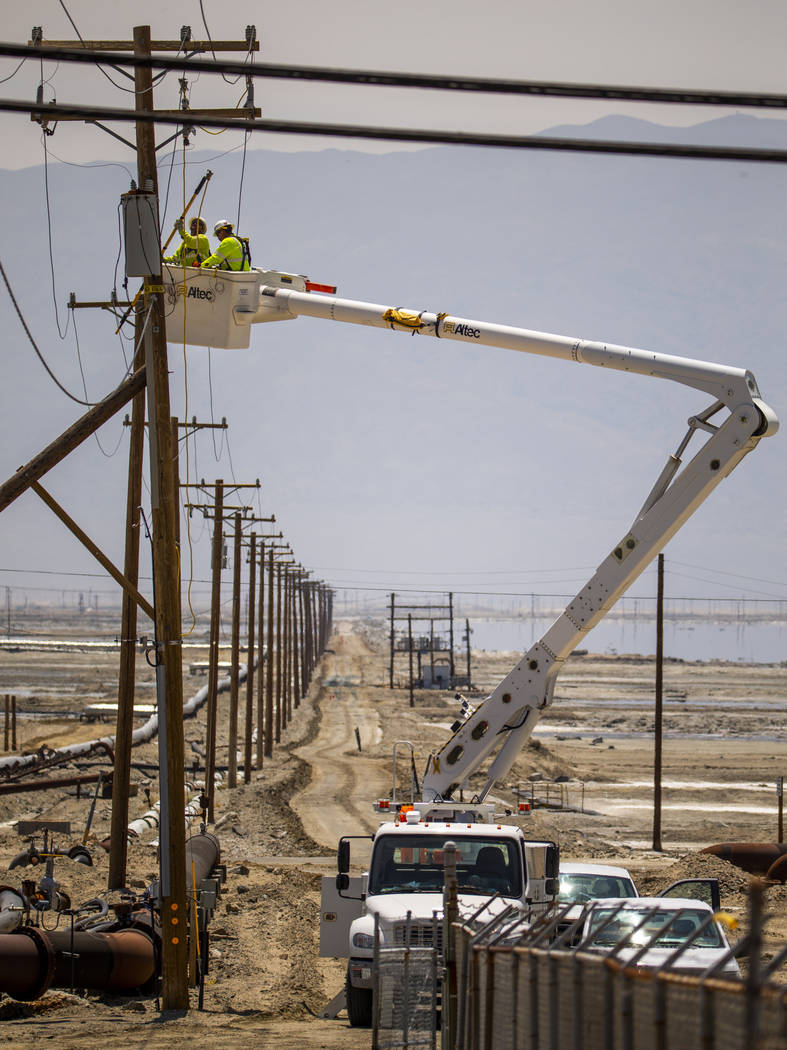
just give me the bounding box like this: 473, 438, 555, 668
701, 842, 787, 875
0, 770, 112, 796
766, 853, 787, 882
0, 922, 156, 1001
185, 832, 220, 893
0, 927, 55, 1000
0, 669, 246, 778
47, 928, 155, 992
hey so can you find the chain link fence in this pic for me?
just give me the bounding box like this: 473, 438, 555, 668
446, 882, 786, 1050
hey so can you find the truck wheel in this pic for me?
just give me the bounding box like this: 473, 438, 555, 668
346, 969, 373, 1028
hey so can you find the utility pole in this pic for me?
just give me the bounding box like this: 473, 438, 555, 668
227, 509, 272, 786
408, 613, 415, 708
31, 24, 260, 1011
265, 545, 292, 749
389, 592, 395, 689
108, 303, 147, 892
228, 511, 242, 788
448, 591, 455, 684
236, 517, 277, 772
260, 541, 272, 772
653, 552, 664, 852
132, 24, 188, 1009
465, 618, 472, 688
244, 532, 257, 784
184, 482, 257, 819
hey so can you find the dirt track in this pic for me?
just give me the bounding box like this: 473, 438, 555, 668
0, 616, 784, 1046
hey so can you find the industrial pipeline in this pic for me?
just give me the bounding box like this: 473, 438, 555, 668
0, 668, 245, 780
702, 842, 787, 878
0, 831, 221, 1000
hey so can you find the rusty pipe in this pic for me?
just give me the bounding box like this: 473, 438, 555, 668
766, 853, 787, 882
47, 927, 155, 991
0, 926, 55, 1000
0, 770, 112, 796
0, 923, 156, 1001
701, 842, 787, 875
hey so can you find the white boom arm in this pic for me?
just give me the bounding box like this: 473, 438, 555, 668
255, 283, 778, 801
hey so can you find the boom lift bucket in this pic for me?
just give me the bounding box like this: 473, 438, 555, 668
162, 265, 310, 349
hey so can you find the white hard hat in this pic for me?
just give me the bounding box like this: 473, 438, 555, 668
214, 219, 233, 235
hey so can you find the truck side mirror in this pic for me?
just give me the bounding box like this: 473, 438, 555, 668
336, 873, 350, 892
545, 843, 559, 880
338, 839, 350, 874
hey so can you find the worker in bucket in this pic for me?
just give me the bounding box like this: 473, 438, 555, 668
200, 219, 251, 271
164, 215, 210, 266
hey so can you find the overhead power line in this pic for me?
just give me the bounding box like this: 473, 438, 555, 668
5, 42, 787, 111
4, 98, 787, 164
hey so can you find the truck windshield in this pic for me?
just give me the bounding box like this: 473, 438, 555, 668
369, 834, 522, 897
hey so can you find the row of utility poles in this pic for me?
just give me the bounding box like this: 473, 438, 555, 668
0, 24, 333, 1012
185, 479, 333, 821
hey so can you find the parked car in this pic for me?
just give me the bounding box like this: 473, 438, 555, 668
555, 862, 723, 947
558, 861, 639, 903
579, 897, 741, 978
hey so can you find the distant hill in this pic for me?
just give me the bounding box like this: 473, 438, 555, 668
543, 113, 787, 147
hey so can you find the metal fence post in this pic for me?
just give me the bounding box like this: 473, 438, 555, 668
443, 840, 458, 1050
372, 910, 381, 1050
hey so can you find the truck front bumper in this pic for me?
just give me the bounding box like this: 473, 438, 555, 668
348, 956, 374, 989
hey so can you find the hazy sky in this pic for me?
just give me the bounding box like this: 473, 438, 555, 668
2, 0, 787, 168
0, 2, 785, 637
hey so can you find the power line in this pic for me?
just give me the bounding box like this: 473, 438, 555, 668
7, 97, 787, 165
0, 256, 93, 405
7, 43, 787, 112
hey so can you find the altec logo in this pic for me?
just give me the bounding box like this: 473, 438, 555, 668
443, 319, 480, 339
187, 286, 214, 302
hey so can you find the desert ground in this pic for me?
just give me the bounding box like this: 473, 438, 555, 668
0, 611, 784, 1047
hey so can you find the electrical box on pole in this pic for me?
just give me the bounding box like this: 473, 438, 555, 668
121, 188, 161, 277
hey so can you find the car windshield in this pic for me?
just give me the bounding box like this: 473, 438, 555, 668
369, 834, 522, 897
586, 907, 723, 949
558, 873, 637, 903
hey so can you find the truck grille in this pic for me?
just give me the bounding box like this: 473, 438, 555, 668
393, 922, 444, 952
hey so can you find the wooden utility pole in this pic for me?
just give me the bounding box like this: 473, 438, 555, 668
255, 540, 267, 768
204, 480, 224, 822
265, 545, 276, 757
244, 532, 257, 783
653, 552, 665, 851
228, 511, 242, 788
134, 24, 188, 1009
283, 568, 292, 729
408, 613, 415, 708
108, 303, 147, 890
266, 545, 291, 751
389, 593, 395, 689
448, 591, 455, 684
465, 618, 472, 688
301, 582, 314, 705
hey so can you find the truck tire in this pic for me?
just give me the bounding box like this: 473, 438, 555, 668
346, 968, 373, 1028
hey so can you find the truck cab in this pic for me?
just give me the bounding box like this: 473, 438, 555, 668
320, 801, 557, 1027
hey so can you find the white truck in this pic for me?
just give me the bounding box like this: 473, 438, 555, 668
320, 798, 558, 1026
163, 260, 778, 1023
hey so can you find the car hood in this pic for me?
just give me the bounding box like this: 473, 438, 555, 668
607, 946, 741, 978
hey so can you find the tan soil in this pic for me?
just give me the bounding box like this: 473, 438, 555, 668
0, 615, 784, 1046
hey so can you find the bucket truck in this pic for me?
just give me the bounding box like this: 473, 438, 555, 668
162, 261, 778, 1025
